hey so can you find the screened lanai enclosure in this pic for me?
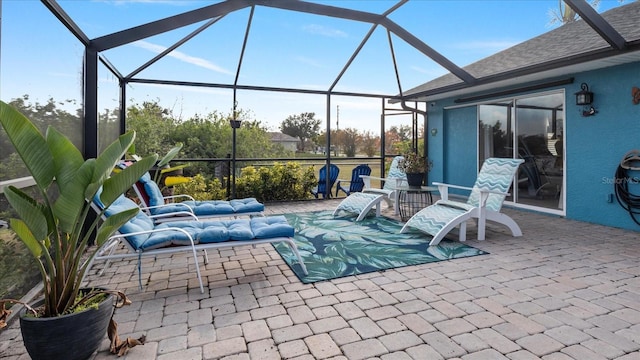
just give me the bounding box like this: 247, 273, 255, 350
2, 0, 628, 196
1, 0, 636, 208
2, 0, 638, 304
2, 0, 445, 198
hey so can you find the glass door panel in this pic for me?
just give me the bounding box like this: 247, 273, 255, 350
479, 101, 515, 201
515, 94, 563, 210
478, 92, 564, 212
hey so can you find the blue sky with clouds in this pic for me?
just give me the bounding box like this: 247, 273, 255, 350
0, 0, 627, 133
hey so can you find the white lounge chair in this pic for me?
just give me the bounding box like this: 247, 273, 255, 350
401, 157, 524, 246
360, 156, 407, 214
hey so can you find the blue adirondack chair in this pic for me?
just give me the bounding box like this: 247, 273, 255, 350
336, 164, 372, 197
311, 164, 340, 199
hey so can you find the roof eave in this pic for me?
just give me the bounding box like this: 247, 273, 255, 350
396, 45, 640, 103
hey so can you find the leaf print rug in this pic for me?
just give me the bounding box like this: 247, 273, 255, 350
273, 210, 488, 284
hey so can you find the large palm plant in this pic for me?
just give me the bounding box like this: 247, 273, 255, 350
0, 100, 157, 317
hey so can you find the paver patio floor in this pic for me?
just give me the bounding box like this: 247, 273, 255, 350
1, 199, 639, 359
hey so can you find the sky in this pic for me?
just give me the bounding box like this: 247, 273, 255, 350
0, 0, 629, 134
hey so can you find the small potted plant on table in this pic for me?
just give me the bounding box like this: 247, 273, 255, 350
399, 152, 433, 187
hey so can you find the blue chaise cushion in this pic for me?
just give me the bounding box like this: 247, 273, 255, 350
230, 198, 265, 213
251, 216, 295, 238
99, 194, 157, 250
181, 200, 235, 216
137, 172, 263, 216
140, 172, 165, 208
99, 193, 294, 250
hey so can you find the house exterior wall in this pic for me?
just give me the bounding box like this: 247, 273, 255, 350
442, 106, 478, 193
427, 61, 640, 231
276, 140, 298, 152
567, 62, 640, 231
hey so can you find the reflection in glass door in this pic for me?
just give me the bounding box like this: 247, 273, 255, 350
478, 92, 564, 212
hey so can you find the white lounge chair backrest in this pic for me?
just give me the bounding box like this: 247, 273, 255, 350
467, 157, 522, 211
383, 156, 406, 190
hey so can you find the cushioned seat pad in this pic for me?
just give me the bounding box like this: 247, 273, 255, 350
136, 172, 264, 216
146, 215, 293, 248
98, 193, 291, 251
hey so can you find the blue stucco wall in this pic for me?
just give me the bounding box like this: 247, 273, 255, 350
428, 61, 640, 231
567, 62, 640, 230
427, 102, 477, 197
443, 106, 478, 195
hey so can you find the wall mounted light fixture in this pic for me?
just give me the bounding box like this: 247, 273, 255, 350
430, 128, 438, 136
575, 82, 597, 117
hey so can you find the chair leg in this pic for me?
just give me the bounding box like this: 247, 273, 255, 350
285, 238, 308, 275
189, 245, 205, 294
393, 191, 400, 215
485, 212, 523, 237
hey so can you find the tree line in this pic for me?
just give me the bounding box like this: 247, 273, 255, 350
1, 96, 423, 182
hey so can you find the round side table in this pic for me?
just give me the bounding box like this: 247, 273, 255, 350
397, 186, 438, 221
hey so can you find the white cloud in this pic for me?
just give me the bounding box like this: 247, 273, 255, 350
302, 24, 348, 38
294, 56, 325, 68
133, 40, 233, 75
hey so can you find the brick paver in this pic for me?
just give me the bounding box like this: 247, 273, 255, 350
2, 200, 639, 359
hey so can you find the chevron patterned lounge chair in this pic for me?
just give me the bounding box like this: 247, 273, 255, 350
333, 192, 385, 221
360, 156, 407, 214
401, 157, 524, 246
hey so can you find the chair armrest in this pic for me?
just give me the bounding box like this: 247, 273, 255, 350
149, 212, 199, 221
432, 182, 473, 201
432, 182, 510, 204
360, 175, 374, 188
361, 175, 407, 190
108, 226, 197, 249
163, 194, 196, 203
432, 182, 473, 192
361, 175, 386, 181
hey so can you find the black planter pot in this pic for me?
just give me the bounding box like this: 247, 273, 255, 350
20, 290, 115, 360
406, 172, 425, 187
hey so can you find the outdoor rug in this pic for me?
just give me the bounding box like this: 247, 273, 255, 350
273, 210, 488, 284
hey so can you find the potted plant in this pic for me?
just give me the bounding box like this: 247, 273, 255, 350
399, 152, 433, 187
0, 100, 157, 359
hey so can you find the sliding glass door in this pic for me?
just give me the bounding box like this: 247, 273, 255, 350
478, 92, 564, 212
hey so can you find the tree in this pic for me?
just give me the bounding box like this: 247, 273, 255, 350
361, 131, 379, 157
280, 112, 321, 152
126, 100, 176, 157
340, 128, 360, 157
548, 0, 600, 25
384, 125, 415, 154
169, 109, 292, 177
1, 96, 82, 180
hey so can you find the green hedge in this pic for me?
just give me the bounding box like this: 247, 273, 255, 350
174, 162, 316, 202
